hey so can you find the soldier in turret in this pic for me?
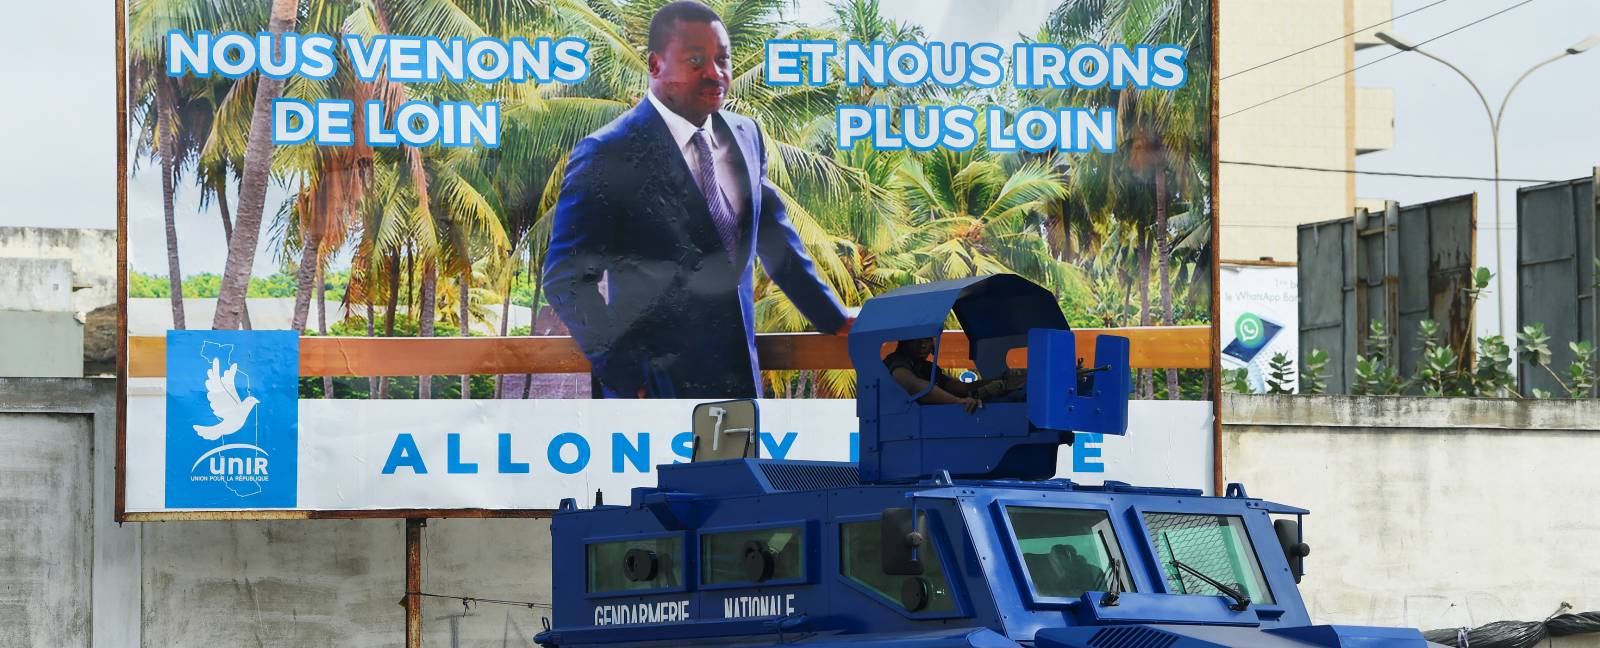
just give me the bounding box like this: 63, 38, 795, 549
883, 338, 1027, 413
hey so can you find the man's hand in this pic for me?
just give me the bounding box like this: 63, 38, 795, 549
961, 397, 984, 414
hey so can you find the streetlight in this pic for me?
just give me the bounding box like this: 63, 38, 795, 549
1374, 30, 1600, 337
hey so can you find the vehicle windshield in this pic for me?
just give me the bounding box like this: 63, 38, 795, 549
1143, 513, 1275, 605
1006, 506, 1133, 599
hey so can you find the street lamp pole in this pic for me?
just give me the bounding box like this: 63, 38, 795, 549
1374, 31, 1600, 338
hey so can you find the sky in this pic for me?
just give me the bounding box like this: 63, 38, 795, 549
1, 0, 1594, 336
1353, 0, 1600, 339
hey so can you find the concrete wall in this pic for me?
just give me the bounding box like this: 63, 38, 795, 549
0, 257, 74, 312
0, 410, 92, 646
0, 310, 84, 377
1224, 394, 1600, 642
6, 383, 1599, 645
0, 227, 117, 315
1, 377, 554, 648
0, 257, 86, 377
0, 379, 135, 647
138, 517, 552, 648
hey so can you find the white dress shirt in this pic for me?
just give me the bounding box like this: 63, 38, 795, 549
646, 91, 750, 220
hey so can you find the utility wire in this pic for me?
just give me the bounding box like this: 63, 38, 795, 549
1222, 0, 1455, 81
1222, 160, 1562, 183
1221, 0, 1536, 119
409, 591, 554, 610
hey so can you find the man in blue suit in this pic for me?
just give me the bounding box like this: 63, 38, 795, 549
543, 1, 850, 399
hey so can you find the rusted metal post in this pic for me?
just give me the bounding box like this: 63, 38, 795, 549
1382, 201, 1401, 364
406, 518, 425, 647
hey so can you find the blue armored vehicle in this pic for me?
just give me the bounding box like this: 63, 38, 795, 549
536, 275, 1438, 647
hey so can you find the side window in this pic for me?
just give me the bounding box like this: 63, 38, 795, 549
1143, 513, 1275, 605
702, 526, 804, 585
839, 519, 957, 613
587, 536, 682, 593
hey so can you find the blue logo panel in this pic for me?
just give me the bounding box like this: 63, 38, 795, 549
165, 330, 299, 508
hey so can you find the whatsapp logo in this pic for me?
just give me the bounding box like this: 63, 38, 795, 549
1235, 313, 1267, 349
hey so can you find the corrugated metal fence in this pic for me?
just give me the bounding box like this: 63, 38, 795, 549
1297, 194, 1477, 394
1517, 169, 1600, 396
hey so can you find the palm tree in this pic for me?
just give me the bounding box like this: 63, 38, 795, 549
130, 45, 201, 330
1036, 0, 1212, 397
214, 0, 300, 329
287, 141, 370, 333
128, 0, 272, 329
196, 157, 254, 328
154, 75, 187, 329
144, 0, 1195, 401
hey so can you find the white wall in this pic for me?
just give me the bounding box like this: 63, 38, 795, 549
138, 517, 552, 647
1225, 394, 1600, 643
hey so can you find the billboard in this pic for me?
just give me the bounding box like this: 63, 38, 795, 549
118, 0, 1218, 518
1219, 263, 1298, 392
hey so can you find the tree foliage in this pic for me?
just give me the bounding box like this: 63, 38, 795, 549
132, 0, 1215, 399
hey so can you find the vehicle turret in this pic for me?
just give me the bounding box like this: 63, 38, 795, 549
848, 274, 1129, 482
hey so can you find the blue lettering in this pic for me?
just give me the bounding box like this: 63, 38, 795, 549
613, 432, 649, 473
548, 432, 590, 475
849, 432, 859, 463
759, 431, 797, 460
498, 433, 529, 473
671, 431, 693, 464
1073, 432, 1105, 472
381, 433, 427, 474
447, 433, 478, 474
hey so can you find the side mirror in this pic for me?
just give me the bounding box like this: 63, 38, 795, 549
1274, 519, 1310, 583
881, 508, 926, 576
691, 399, 759, 462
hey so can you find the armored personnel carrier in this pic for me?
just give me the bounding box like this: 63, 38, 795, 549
535, 275, 1439, 647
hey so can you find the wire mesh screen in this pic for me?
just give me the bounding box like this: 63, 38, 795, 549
1144, 513, 1237, 596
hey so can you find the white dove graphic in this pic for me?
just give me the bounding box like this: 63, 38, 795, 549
193, 357, 260, 441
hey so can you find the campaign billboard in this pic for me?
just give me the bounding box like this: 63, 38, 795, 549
118, 0, 1218, 518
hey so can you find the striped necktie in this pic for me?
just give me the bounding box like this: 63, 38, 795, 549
689, 129, 741, 261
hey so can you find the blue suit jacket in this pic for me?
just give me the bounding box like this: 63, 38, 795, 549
542, 99, 848, 398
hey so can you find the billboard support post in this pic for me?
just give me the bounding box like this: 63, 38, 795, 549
406, 518, 424, 648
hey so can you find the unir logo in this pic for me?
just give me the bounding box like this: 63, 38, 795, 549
165, 330, 299, 508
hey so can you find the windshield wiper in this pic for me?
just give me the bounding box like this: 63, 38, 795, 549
1096, 530, 1124, 607
1170, 559, 1250, 611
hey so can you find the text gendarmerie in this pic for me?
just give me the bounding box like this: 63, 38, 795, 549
592, 600, 690, 626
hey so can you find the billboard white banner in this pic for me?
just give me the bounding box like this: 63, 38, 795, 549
126, 388, 1213, 513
